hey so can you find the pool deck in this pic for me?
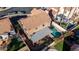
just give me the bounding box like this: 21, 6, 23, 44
52, 22, 67, 32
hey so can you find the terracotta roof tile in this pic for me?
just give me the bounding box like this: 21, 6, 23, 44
19, 9, 51, 30
0, 18, 11, 34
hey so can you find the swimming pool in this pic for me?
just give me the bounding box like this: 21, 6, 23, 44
50, 26, 61, 38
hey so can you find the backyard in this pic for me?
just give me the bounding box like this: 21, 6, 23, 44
7, 37, 25, 51
54, 40, 63, 51
60, 22, 68, 29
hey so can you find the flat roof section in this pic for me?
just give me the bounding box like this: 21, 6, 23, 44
31, 27, 53, 42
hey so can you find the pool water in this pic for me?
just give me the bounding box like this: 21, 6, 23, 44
50, 27, 61, 38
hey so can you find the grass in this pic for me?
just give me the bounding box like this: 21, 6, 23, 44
54, 40, 63, 51
73, 25, 79, 30
60, 22, 68, 29
7, 37, 25, 51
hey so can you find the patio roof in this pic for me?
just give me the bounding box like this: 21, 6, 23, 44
31, 27, 53, 42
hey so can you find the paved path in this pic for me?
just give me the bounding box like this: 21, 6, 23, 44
52, 22, 67, 32
18, 46, 30, 51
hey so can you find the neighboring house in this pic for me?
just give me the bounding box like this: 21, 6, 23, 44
67, 7, 76, 19
0, 18, 12, 35
63, 7, 72, 17
18, 8, 52, 42
46, 7, 79, 20
55, 7, 75, 19
58, 7, 72, 17
71, 8, 79, 21
0, 17, 15, 49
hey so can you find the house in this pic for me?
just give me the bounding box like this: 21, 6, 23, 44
18, 8, 52, 42
67, 7, 76, 19
63, 7, 72, 17
0, 17, 15, 49
70, 7, 79, 20
0, 17, 12, 35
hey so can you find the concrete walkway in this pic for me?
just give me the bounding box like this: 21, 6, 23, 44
52, 22, 67, 32
18, 46, 30, 51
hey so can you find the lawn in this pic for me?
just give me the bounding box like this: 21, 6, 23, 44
60, 22, 68, 29
7, 37, 25, 51
54, 40, 63, 51
73, 25, 79, 30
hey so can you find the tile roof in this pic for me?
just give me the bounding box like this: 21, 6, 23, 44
0, 17, 12, 34
19, 9, 51, 30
